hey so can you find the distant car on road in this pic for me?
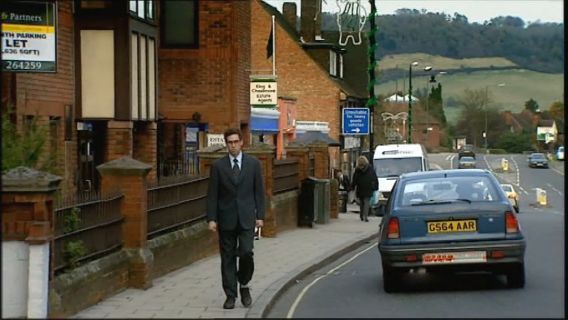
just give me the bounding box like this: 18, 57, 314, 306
458, 144, 475, 159
500, 183, 519, 212
378, 169, 525, 293
527, 153, 549, 168
457, 156, 476, 169
556, 146, 564, 160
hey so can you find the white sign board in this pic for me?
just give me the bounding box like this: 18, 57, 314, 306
344, 136, 361, 149
1, 1, 57, 72
207, 134, 226, 147
250, 81, 277, 105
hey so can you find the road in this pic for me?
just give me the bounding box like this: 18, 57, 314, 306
267, 153, 565, 318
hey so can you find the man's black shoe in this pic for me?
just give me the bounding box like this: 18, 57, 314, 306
223, 296, 236, 309
240, 287, 252, 307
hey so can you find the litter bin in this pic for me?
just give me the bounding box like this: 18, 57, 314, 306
314, 178, 330, 224
298, 177, 317, 227
338, 191, 348, 213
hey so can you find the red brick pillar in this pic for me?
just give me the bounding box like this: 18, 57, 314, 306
308, 142, 330, 179
133, 122, 158, 184
285, 145, 310, 182
2, 167, 61, 319
245, 145, 277, 237
197, 145, 227, 176
107, 121, 133, 161
97, 157, 153, 289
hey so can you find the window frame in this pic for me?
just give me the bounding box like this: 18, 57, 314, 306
128, 0, 155, 22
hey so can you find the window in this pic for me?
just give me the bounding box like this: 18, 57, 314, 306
161, 1, 198, 48
339, 54, 344, 79
129, 0, 155, 21
329, 50, 337, 76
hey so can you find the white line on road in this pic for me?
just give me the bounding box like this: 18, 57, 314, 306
510, 157, 520, 186
286, 242, 377, 318
431, 163, 443, 170
550, 166, 564, 176
483, 155, 493, 172
519, 187, 529, 195
546, 183, 563, 196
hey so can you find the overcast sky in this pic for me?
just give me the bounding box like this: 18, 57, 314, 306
263, 0, 564, 24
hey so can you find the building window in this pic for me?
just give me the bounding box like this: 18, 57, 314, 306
129, 0, 155, 21
339, 54, 344, 79
161, 0, 198, 48
329, 50, 337, 76
80, 0, 112, 9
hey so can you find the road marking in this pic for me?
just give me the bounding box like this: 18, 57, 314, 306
519, 186, 529, 195
286, 242, 377, 318
510, 156, 521, 186
431, 163, 443, 170
482, 155, 493, 172
546, 183, 563, 196
550, 166, 564, 176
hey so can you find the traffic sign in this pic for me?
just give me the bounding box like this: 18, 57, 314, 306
342, 108, 370, 135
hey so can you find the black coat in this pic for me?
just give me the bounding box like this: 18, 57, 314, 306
351, 165, 378, 198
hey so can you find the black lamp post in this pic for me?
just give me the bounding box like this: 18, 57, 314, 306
407, 61, 418, 143
367, 0, 377, 151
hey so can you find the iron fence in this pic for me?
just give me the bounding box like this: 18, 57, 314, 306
53, 190, 124, 275
273, 159, 299, 194
147, 175, 209, 239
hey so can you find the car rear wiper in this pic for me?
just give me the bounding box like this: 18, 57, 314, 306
410, 198, 472, 206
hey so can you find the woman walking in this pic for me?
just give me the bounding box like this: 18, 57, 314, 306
350, 156, 378, 222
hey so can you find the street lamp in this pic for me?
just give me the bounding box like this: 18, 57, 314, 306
407, 61, 418, 143
484, 83, 506, 152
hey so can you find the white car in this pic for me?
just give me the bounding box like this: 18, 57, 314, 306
556, 146, 564, 160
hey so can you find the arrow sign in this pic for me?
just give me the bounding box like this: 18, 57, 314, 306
342, 108, 370, 135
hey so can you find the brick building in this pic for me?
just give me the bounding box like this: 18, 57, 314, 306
251, 0, 367, 172
2, 0, 253, 192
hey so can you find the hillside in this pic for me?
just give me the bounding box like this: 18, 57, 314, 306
374, 56, 564, 124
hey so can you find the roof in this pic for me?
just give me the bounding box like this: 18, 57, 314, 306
257, 1, 366, 100
538, 119, 555, 127
293, 130, 341, 146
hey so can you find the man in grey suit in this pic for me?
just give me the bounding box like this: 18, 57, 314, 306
207, 128, 265, 309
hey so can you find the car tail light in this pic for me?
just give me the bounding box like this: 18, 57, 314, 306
387, 217, 400, 239
405, 254, 417, 262
505, 211, 519, 233
490, 250, 505, 259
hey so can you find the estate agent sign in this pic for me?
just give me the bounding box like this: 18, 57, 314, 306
250, 79, 277, 106
1, 0, 57, 72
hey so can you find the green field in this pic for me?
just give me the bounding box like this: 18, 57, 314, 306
374, 54, 564, 124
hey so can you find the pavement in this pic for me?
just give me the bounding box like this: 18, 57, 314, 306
73, 203, 379, 318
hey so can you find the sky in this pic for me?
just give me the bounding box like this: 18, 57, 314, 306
263, 0, 564, 24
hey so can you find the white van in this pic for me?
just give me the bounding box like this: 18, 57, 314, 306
372, 144, 429, 214
556, 146, 564, 160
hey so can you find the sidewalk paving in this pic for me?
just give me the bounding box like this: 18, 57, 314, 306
73, 204, 379, 319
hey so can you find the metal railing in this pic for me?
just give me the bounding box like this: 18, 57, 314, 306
53, 190, 124, 275
147, 175, 209, 239
273, 159, 299, 194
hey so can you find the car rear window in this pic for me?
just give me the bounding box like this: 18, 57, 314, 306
399, 176, 500, 206
501, 185, 512, 192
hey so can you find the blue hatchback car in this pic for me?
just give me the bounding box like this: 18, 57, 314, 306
378, 169, 526, 292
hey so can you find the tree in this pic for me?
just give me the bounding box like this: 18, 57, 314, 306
1, 108, 56, 173
548, 101, 564, 120
495, 132, 533, 153
524, 98, 540, 112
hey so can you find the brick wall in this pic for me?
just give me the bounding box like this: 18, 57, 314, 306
251, 0, 342, 146
2, 3, 77, 193
158, 1, 251, 135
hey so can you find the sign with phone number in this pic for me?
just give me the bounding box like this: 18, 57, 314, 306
1, 1, 57, 72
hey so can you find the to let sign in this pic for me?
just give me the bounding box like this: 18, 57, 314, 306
342, 108, 370, 135
250, 81, 277, 106
1, 0, 57, 72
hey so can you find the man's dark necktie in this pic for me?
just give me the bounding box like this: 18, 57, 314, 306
233, 158, 240, 176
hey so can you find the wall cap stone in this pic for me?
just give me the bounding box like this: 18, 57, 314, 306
2, 166, 62, 192
97, 157, 151, 177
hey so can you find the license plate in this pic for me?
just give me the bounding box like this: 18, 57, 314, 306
427, 220, 476, 233
423, 251, 486, 264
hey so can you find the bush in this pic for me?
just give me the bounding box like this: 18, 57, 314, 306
494, 132, 533, 154
1, 107, 56, 173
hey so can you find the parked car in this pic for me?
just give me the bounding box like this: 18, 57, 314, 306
556, 146, 564, 160
378, 169, 526, 293
457, 156, 476, 169
458, 144, 475, 159
527, 153, 549, 168
500, 183, 520, 212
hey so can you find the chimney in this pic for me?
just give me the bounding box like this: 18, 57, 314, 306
283, 2, 297, 31
301, 0, 322, 42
